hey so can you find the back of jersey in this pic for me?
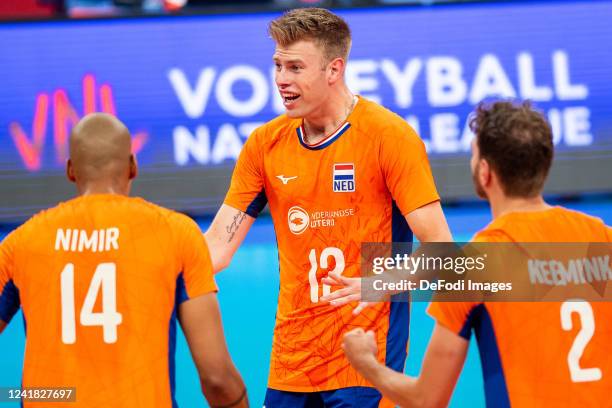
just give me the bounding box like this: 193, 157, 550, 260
0, 194, 216, 408
430, 207, 612, 407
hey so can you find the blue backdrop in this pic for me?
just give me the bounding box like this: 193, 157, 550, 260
1, 0, 611, 219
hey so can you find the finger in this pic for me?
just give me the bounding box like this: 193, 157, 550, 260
352, 301, 372, 315
321, 275, 344, 288
321, 276, 343, 287
329, 293, 360, 307
329, 271, 353, 285
320, 287, 353, 303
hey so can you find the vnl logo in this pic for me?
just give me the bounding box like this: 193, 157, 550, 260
8, 74, 148, 172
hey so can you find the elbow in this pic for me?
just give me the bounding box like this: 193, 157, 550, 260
213, 253, 232, 274
396, 393, 426, 408
204, 235, 232, 273
200, 374, 230, 397
200, 367, 245, 406
416, 390, 449, 408
397, 395, 431, 408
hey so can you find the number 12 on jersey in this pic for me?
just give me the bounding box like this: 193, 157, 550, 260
61, 263, 123, 344
308, 247, 345, 303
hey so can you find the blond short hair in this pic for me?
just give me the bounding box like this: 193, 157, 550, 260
268, 8, 352, 62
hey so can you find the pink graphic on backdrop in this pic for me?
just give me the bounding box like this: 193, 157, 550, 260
9, 74, 148, 171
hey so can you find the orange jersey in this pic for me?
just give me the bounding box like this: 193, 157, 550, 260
0, 194, 217, 408
429, 207, 612, 407
225, 96, 439, 391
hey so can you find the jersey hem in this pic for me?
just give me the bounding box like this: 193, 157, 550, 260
400, 196, 441, 217
266, 381, 373, 393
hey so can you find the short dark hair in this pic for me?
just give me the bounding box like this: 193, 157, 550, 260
268, 8, 351, 62
470, 100, 553, 197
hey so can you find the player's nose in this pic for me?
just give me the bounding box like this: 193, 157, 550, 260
275, 69, 291, 88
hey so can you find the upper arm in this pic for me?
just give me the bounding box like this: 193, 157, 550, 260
176, 215, 218, 298
0, 231, 20, 327
204, 204, 255, 273
417, 323, 469, 408
405, 201, 452, 242
178, 292, 233, 378
207, 127, 266, 273
379, 124, 448, 241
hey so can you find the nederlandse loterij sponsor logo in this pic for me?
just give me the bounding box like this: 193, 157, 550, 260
288, 206, 310, 235
287, 206, 355, 235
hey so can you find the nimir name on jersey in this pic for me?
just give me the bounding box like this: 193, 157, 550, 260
55, 228, 120, 252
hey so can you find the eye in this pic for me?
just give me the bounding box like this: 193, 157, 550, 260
290, 65, 302, 72
275, 63, 281, 71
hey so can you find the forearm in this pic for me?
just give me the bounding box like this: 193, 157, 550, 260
205, 205, 254, 274
356, 357, 425, 408
204, 230, 232, 273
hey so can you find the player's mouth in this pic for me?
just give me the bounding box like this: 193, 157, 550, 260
282, 93, 301, 107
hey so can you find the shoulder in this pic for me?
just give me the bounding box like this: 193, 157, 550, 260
12, 199, 74, 240
552, 206, 610, 236
471, 215, 517, 243
553, 206, 606, 225
251, 113, 301, 145
130, 198, 199, 231
352, 98, 425, 158
352, 97, 419, 139
471, 227, 513, 243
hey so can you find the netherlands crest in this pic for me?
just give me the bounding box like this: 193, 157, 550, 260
333, 163, 355, 192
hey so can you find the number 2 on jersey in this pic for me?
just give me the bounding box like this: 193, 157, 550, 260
61, 263, 123, 344
308, 247, 345, 303
560, 300, 602, 383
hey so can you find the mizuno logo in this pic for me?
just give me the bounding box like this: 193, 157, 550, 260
276, 175, 298, 185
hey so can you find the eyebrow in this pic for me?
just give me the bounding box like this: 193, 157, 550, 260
273, 57, 305, 64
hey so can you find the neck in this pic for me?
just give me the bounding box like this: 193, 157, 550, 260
488, 193, 550, 220
303, 86, 355, 144
77, 182, 129, 196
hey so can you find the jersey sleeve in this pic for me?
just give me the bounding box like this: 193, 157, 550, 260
0, 230, 21, 324
223, 127, 268, 218
379, 123, 440, 216
173, 214, 218, 304
427, 301, 480, 340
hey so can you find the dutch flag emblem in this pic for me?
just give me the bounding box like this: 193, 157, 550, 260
333, 163, 355, 192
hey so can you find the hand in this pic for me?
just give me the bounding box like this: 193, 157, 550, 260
342, 328, 378, 371
320, 272, 379, 315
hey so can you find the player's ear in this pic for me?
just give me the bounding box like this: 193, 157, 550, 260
479, 159, 491, 187
66, 159, 76, 183
327, 57, 345, 84
129, 154, 138, 180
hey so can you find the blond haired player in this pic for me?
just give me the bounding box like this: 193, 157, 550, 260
343, 101, 612, 407
0, 114, 248, 408
204, 8, 451, 408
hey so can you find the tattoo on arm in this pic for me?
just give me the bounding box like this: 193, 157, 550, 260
226, 211, 247, 243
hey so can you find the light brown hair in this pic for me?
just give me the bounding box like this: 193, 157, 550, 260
268, 8, 351, 63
